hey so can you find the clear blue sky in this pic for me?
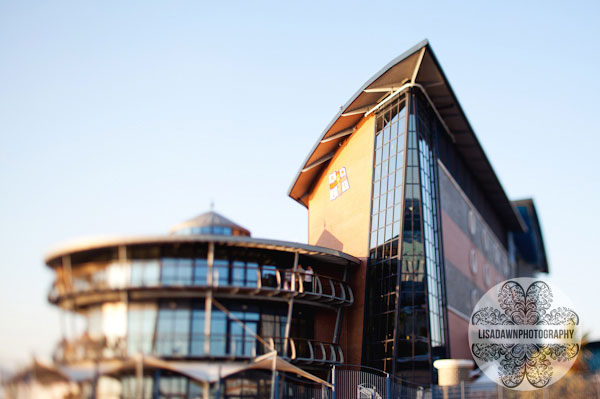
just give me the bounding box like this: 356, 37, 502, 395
1, 1, 599, 368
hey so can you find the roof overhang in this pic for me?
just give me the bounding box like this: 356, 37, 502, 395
45, 235, 360, 267
288, 39, 525, 233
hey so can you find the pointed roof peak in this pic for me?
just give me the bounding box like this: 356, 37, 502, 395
170, 210, 251, 236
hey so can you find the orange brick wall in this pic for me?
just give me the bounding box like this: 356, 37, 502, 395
307, 115, 375, 364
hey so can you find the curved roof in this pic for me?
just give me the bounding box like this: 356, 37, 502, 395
170, 211, 251, 236
44, 234, 360, 267
288, 39, 525, 232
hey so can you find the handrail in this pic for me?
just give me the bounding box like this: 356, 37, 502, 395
54, 334, 342, 366
49, 263, 354, 307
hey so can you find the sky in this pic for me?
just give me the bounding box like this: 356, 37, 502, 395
1, 1, 599, 369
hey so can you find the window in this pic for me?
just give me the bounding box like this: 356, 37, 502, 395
130, 260, 160, 287
121, 376, 153, 399
155, 305, 190, 356
193, 258, 208, 285
229, 308, 259, 357
213, 259, 229, 287
158, 375, 187, 399
190, 306, 205, 356
364, 89, 447, 382
161, 258, 193, 286
127, 304, 157, 355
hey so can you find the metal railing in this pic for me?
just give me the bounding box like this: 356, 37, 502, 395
48, 262, 353, 307
53, 333, 343, 366
53, 335, 127, 364
333, 365, 425, 399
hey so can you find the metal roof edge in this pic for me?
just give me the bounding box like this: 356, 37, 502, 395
44, 234, 361, 266
287, 39, 430, 202
423, 45, 526, 232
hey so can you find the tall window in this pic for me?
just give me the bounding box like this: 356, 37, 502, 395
190, 305, 206, 356
155, 304, 191, 356
364, 89, 447, 382
414, 91, 446, 356
364, 94, 406, 373
127, 304, 157, 355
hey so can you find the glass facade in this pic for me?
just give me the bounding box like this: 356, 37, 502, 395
59, 247, 349, 299
364, 89, 447, 383
124, 301, 292, 359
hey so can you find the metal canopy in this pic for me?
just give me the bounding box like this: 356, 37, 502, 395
288, 39, 526, 233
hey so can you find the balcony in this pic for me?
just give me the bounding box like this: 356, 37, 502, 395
53, 334, 343, 366
49, 261, 353, 309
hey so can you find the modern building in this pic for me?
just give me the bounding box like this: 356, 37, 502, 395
288, 39, 547, 384
35, 39, 548, 399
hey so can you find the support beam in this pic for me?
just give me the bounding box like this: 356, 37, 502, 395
282, 252, 299, 357
333, 309, 344, 344
204, 242, 215, 355
320, 127, 355, 143
63, 255, 73, 294
364, 79, 410, 93
341, 104, 375, 116
410, 47, 426, 83
301, 152, 334, 173
135, 353, 144, 399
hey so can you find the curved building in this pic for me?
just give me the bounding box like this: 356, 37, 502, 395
288, 39, 548, 384
46, 211, 358, 398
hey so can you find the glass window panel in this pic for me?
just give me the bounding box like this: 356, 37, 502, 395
213, 259, 229, 287
193, 259, 207, 285
373, 180, 380, 196
246, 262, 258, 287
232, 260, 245, 287
190, 309, 205, 356
144, 261, 160, 286
388, 174, 395, 191
210, 310, 227, 356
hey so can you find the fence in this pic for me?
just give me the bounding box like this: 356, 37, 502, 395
331, 366, 600, 399
333, 365, 424, 399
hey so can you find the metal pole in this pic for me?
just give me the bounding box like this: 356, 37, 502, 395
282, 252, 299, 358
204, 243, 214, 355
215, 365, 222, 399
386, 374, 391, 399
135, 352, 144, 399
332, 365, 336, 399
270, 352, 278, 399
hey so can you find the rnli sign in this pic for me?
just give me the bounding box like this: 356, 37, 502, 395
329, 167, 350, 201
